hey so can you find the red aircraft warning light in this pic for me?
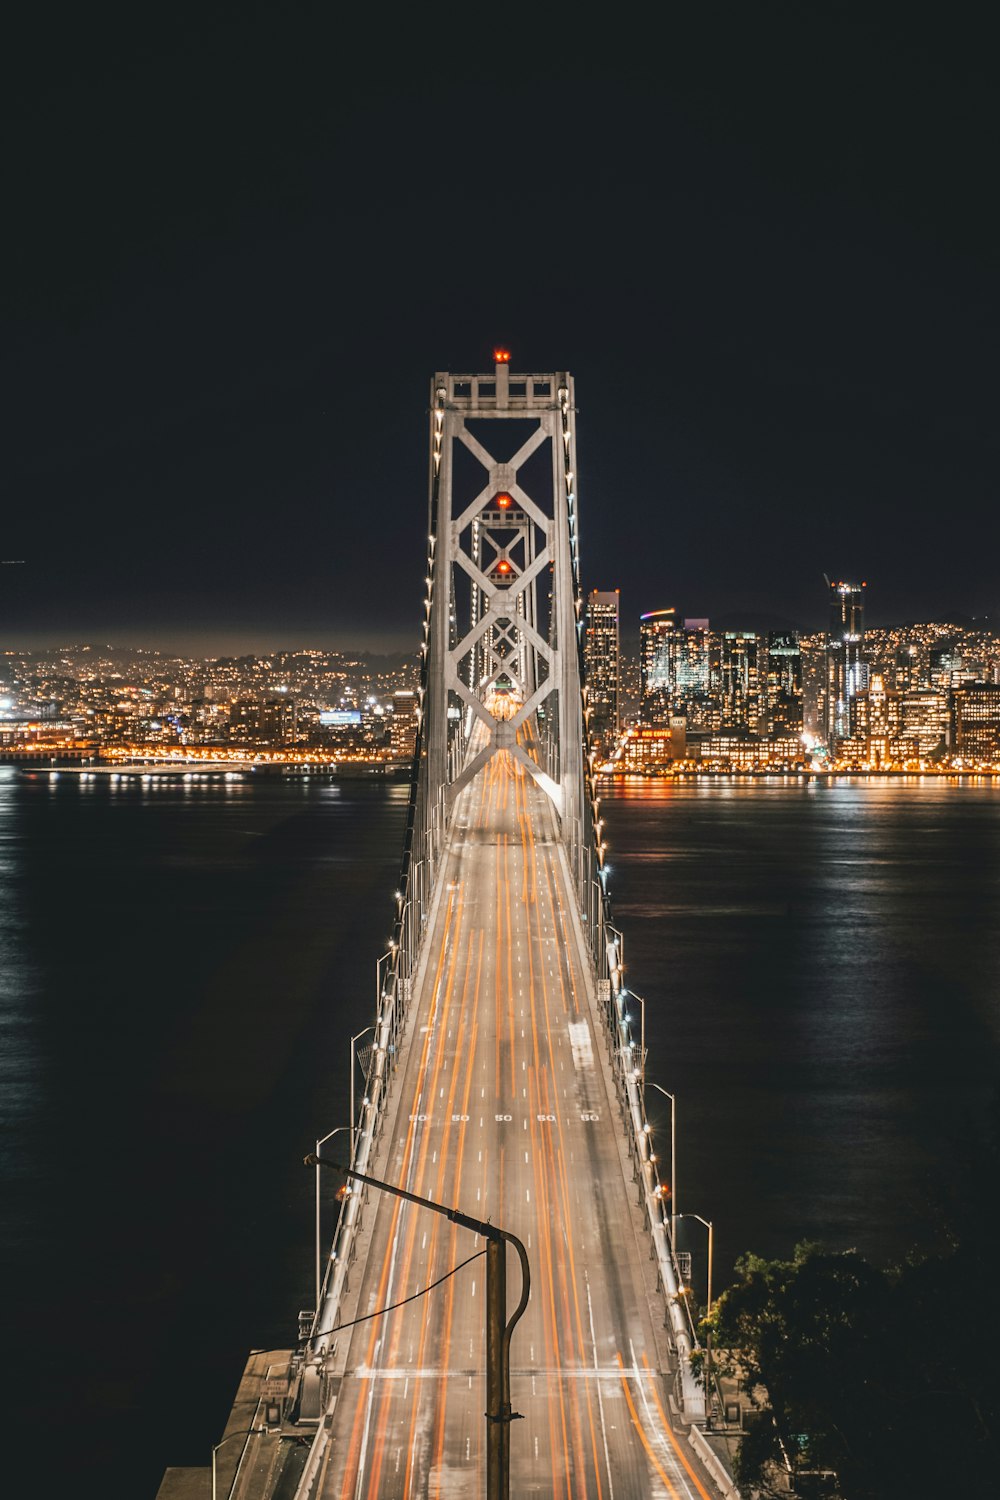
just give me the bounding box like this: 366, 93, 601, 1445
497, 560, 512, 573
495, 492, 513, 508
493, 347, 511, 364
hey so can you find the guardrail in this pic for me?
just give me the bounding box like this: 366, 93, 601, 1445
289, 866, 431, 1497
578, 736, 709, 1420
289, 733, 452, 1498
586, 902, 706, 1418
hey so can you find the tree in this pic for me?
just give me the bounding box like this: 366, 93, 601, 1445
709, 1232, 1000, 1500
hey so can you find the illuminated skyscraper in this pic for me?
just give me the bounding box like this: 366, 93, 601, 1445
673, 619, 712, 718
718, 631, 762, 733
584, 590, 620, 744
894, 644, 922, 692
954, 683, 1000, 761
853, 672, 901, 765
900, 688, 950, 759
825, 579, 867, 748
929, 642, 963, 691
764, 631, 803, 736
639, 608, 677, 705
229, 695, 297, 743
390, 689, 419, 759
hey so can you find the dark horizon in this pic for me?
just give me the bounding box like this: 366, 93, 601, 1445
2, 594, 995, 663
3, 10, 998, 650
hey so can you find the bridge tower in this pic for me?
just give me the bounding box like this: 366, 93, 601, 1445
418, 354, 590, 890
157, 363, 710, 1500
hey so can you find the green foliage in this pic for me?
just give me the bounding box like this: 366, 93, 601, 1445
711, 1227, 1000, 1500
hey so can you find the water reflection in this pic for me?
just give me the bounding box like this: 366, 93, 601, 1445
600, 775, 1000, 1281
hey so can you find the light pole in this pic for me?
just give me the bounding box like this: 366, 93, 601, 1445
623, 989, 647, 1099
397, 900, 412, 977
350, 1026, 374, 1162
306, 1152, 530, 1500
376, 950, 390, 1011
314, 1125, 350, 1312
211, 1427, 263, 1500
590, 878, 609, 993
680, 1213, 714, 1427
646, 1082, 677, 1242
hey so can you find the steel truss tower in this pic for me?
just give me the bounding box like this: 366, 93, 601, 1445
420, 355, 588, 874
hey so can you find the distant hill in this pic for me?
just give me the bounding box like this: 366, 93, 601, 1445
889, 611, 991, 632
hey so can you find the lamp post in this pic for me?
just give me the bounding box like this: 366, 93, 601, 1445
306, 1152, 530, 1500
607, 924, 623, 981
211, 1427, 263, 1500
350, 1026, 374, 1162
632, 991, 646, 1094
646, 1082, 677, 1243
376, 950, 390, 1011
680, 1213, 714, 1427
397, 900, 412, 978
314, 1125, 350, 1312
590, 878, 609, 995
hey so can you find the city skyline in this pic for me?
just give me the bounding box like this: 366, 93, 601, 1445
7, 597, 1000, 774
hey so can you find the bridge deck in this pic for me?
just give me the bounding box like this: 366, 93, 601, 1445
316, 751, 713, 1499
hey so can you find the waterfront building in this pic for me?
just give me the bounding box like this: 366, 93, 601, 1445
698, 730, 807, 769
617, 718, 688, 772
390, 689, 419, 759
852, 673, 901, 766
584, 590, 621, 746
825, 579, 867, 748
229, 695, 297, 744
899, 688, 951, 759
954, 683, 1000, 762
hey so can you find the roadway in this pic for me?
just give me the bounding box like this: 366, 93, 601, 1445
313, 747, 715, 1499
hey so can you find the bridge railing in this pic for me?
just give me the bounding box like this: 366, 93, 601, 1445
300, 506, 448, 1383
575, 709, 708, 1419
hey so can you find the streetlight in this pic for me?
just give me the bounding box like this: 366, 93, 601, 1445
376, 950, 390, 1011
629, 991, 646, 1094
212, 1427, 264, 1500
314, 1125, 350, 1311
306, 1152, 530, 1500
646, 1082, 677, 1242
350, 1026, 374, 1161
679, 1213, 714, 1428
397, 899, 412, 977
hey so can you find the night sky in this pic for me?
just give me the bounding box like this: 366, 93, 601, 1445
3, 6, 997, 653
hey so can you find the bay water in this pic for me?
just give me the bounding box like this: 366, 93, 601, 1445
1, 768, 997, 1496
